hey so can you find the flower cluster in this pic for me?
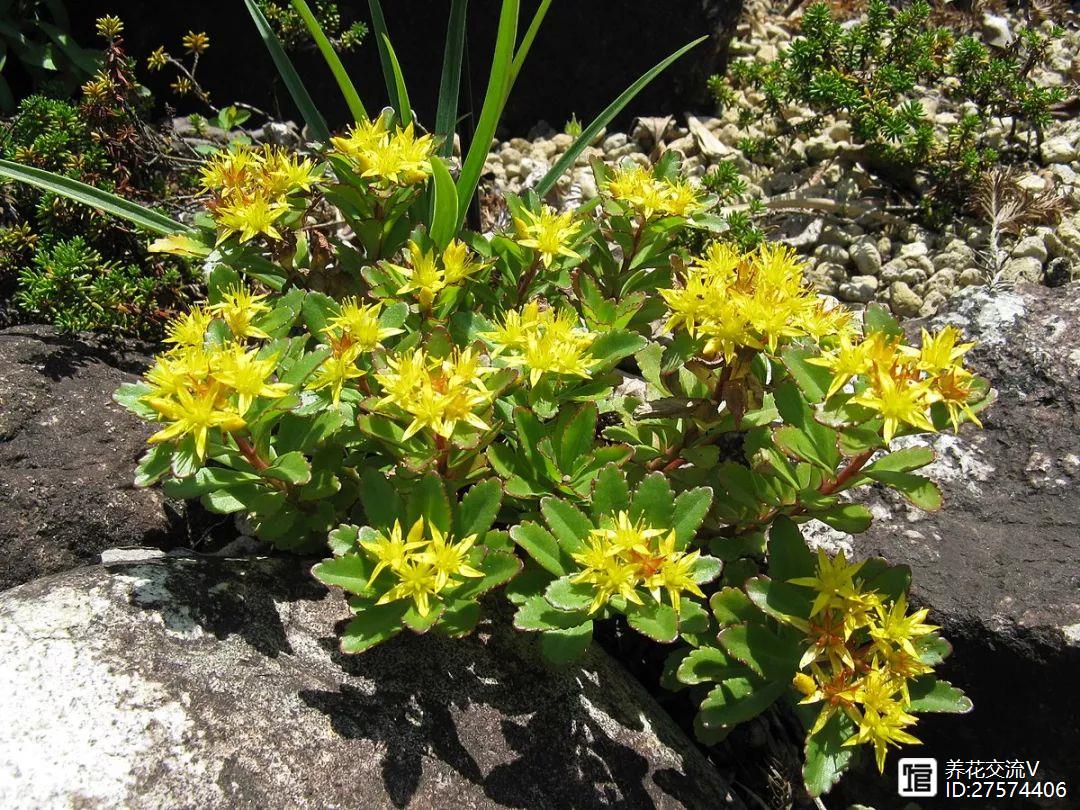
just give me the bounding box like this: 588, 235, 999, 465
199, 145, 321, 243
512, 205, 585, 269
330, 118, 437, 188
788, 550, 939, 772
142, 286, 291, 458
810, 325, 981, 442
481, 301, 597, 386
361, 518, 482, 616
389, 239, 487, 309
603, 163, 706, 219
375, 348, 495, 440
660, 242, 854, 362
570, 512, 704, 614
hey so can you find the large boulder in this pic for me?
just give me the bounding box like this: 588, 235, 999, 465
0, 553, 743, 809
823, 283, 1080, 803
0, 326, 193, 590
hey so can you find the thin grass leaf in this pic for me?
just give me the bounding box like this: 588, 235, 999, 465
536, 36, 707, 197
0, 158, 189, 235
435, 0, 469, 158
508, 0, 551, 90
290, 0, 367, 122
429, 156, 459, 249
457, 0, 519, 226
367, 0, 402, 118
381, 34, 412, 126
243, 0, 330, 142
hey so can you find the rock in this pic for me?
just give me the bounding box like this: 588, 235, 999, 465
849, 239, 882, 276
1041, 135, 1079, 165
830, 284, 1080, 806
0, 327, 194, 591
812, 243, 849, 265
999, 255, 1044, 284
601, 132, 628, 153
981, 12, 1013, 47
806, 262, 846, 295
687, 115, 731, 159
958, 267, 985, 287
918, 289, 947, 316
931, 251, 968, 273
898, 241, 929, 261
927, 269, 957, 295
1011, 235, 1049, 263
889, 281, 924, 317
0, 556, 742, 809
838, 275, 879, 304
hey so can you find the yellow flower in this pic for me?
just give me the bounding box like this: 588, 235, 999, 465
807, 333, 878, 398
324, 298, 402, 351
96, 16, 123, 39
481, 304, 596, 386
209, 285, 271, 340
441, 239, 485, 284
789, 549, 865, 617
642, 533, 705, 614
513, 206, 584, 268
916, 326, 974, 376
594, 512, 665, 555
603, 165, 704, 219
360, 519, 427, 585
418, 524, 483, 590
306, 344, 365, 405
797, 665, 864, 735
147, 46, 169, 71
163, 306, 213, 348
348, 122, 436, 187
329, 117, 389, 168
571, 554, 645, 614
377, 559, 443, 617
214, 194, 289, 244
260, 148, 322, 197
868, 596, 937, 661
170, 77, 194, 97
395, 241, 445, 308
929, 368, 983, 432
211, 345, 291, 414
850, 367, 937, 443
146, 384, 245, 459
845, 667, 922, 772
182, 31, 211, 54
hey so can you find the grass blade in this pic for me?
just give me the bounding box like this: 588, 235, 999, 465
367, 0, 403, 120
381, 34, 412, 126
290, 0, 367, 122
435, 0, 469, 158
457, 0, 519, 226
508, 0, 551, 90
0, 158, 189, 235
243, 0, 330, 142
428, 156, 459, 249
536, 36, 707, 197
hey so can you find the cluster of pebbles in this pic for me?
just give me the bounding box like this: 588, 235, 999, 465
480, 7, 1080, 317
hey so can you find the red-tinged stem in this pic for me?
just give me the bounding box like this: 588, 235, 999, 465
515, 254, 542, 305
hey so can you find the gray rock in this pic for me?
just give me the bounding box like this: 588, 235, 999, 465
889, 281, 923, 317
928, 269, 957, 295
981, 13, 1013, 47
0, 557, 742, 809
958, 267, 985, 287
806, 262, 846, 295
1011, 235, 1049, 263
849, 239, 882, 276
931, 252, 969, 273
838, 275, 879, 303
918, 289, 947, 317
1000, 256, 1044, 284
1040, 135, 1079, 165
0, 327, 195, 591
831, 284, 1080, 806
812, 243, 849, 265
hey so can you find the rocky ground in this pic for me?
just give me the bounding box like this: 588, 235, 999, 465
480, 2, 1080, 319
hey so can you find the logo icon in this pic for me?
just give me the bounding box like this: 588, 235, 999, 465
898, 758, 938, 797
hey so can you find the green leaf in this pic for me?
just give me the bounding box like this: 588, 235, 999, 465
690, 556, 723, 586
540, 497, 593, 554
380, 34, 412, 126
264, 451, 312, 485
508, 0, 552, 86
454, 550, 521, 598
630, 473, 674, 528
814, 502, 873, 533
864, 469, 942, 510
311, 555, 376, 596
514, 594, 589, 631
134, 444, 173, 488
803, 712, 856, 798
403, 602, 445, 634
510, 521, 567, 576
440, 599, 481, 637
709, 587, 759, 627
407, 474, 452, 533
535, 36, 706, 196
434, 0, 469, 157
456, 479, 503, 539
863, 304, 903, 338
588, 330, 649, 371
768, 516, 815, 581
339, 602, 407, 653
698, 678, 786, 729
676, 646, 741, 685
915, 634, 952, 666
865, 445, 935, 473
671, 487, 712, 548
719, 623, 800, 679
539, 622, 592, 665
367, 1, 408, 123
354, 469, 399, 531
782, 346, 834, 403
457, 0, 519, 225
555, 403, 598, 473
745, 576, 813, 624
544, 576, 595, 612
243, 0, 330, 142
907, 676, 972, 713
0, 159, 189, 235
327, 524, 359, 556
289, 0, 367, 121
591, 464, 630, 520
428, 155, 458, 250
625, 600, 679, 643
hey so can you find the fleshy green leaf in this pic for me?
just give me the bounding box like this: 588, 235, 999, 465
625, 600, 679, 643
544, 576, 595, 612
591, 464, 630, 520
428, 155, 459, 250
671, 487, 712, 548
540, 497, 593, 554
456, 479, 503, 539
311, 555, 376, 596
907, 676, 973, 713
630, 473, 675, 528
339, 602, 408, 653
719, 623, 800, 679
864, 469, 942, 510
407, 474, 452, 533
539, 622, 593, 665
698, 677, 786, 729
264, 451, 312, 485
803, 712, 856, 798
510, 521, 567, 576
514, 594, 590, 631
768, 516, 815, 581
676, 646, 741, 685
